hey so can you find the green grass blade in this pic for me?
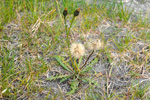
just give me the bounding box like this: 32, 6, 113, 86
80, 67, 92, 74
54, 56, 73, 73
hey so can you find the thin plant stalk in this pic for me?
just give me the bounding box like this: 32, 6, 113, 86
63, 8, 80, 73
64, 16, 67, 33
74, 58, 81, 72
80, 50, 94, 70
67, 16, 75, 35
63, 15, 77, 73
66, 16, 75, 48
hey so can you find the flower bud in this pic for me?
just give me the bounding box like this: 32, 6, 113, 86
63, 8, 68, 17
74, 8, 80, 17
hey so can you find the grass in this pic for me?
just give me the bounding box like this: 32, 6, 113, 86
0, 0, 150, 99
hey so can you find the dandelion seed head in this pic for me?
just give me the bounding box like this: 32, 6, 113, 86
70, 43, 85, 58
88, 39, 102, 50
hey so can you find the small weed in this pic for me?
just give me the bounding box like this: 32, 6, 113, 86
47, 8, 103, 95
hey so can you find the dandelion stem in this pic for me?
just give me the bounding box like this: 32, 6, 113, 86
64, 15, 77, 73
80, 50, 94, 70
68, 16, 75, 33
64, 16, 67, 33
66, 16, 75, 48
74, 58, 80, 72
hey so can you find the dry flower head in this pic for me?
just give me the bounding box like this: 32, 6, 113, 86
70, 43, 85, 58
88, 39, 102, 50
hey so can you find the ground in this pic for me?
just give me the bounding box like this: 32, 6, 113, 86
1, 0, 150, 100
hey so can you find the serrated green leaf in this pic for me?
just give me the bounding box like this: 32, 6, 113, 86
81, 78, 88, 83
46, 74, 68, 81
54, 56, 73, 73
60, 74, 73, 83
66, 79, 79, 95
66, 89, 76, 95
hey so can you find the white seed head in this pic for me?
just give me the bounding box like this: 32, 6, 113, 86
70, 43, 85, 58
88, 39, 102, 50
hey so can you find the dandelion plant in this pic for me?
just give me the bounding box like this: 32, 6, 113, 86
47, 8, 102, 95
